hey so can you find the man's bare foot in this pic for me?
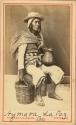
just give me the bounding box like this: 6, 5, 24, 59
36, 95, 45, 106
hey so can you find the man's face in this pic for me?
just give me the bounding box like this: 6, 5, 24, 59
32, 18, 41, 32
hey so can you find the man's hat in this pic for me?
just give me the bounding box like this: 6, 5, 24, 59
24, 12, 43, 23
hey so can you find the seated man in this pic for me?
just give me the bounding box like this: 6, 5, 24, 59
10, 12, 64, 106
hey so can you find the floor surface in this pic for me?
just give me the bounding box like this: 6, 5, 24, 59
3, 75, 71, 122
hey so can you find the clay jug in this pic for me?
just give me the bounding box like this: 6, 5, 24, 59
41, 48, 53, 66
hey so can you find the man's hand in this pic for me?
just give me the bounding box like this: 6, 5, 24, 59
19, 69, 25, 81
38, 46, 44, 54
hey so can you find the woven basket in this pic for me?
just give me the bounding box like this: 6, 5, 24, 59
15, 81, 35, 104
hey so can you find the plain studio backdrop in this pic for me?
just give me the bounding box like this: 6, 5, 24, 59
5, 5, 70, 75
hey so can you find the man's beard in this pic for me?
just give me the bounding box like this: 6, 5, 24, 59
29, 24, 41, 36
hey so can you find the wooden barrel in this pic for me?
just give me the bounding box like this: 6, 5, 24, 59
15, 81, 35, 104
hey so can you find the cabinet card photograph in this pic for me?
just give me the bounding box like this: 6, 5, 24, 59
0, 0, 75, 125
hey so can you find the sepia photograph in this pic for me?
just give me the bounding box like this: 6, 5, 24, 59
0, 0, 76, 125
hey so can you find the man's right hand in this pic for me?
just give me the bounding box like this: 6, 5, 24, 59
19, 69, 25, 81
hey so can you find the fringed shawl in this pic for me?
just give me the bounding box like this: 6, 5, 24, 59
10, 29, 43, 58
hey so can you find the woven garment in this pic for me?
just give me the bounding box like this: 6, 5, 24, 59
10, 28, 43, 58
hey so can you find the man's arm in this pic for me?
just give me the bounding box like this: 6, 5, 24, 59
18, 44, 27, 81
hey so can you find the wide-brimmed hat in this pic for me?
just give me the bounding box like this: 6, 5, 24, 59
24, 12, 43, 23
